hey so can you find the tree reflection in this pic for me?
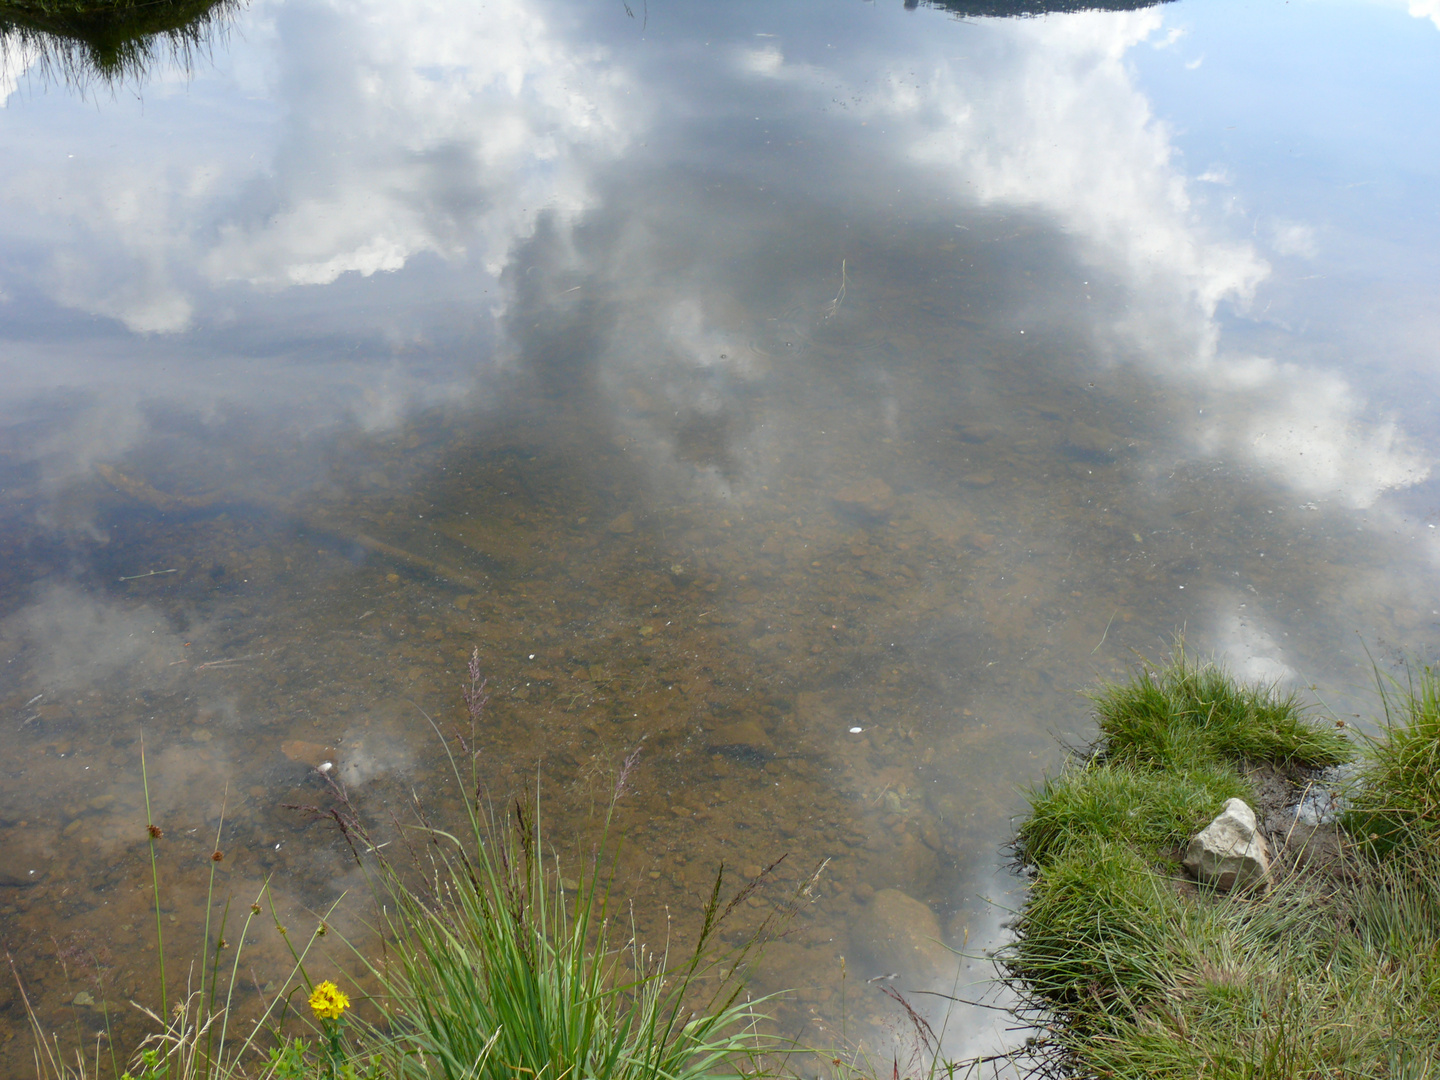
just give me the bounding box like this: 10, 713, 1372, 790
1, 0, 241, 94
907, 0, 1169, 14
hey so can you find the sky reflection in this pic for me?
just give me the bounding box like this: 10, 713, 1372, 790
0, 0, 1431, 508
2, 0, 1439, 1060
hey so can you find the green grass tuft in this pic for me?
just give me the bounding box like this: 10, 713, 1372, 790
1061, 854, 1440, 1078
1017, 762, 1252, 869
1007, 840, 1181, 1025
354, 795, 786, 1080
1001, 650, 1440, 1077
329, 664, 804, 1080
1091, 646, 1351, 771
1344, 662, 1440, 852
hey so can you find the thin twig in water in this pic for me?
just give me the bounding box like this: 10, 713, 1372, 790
826, 258, 848, 319
194, 654, 259, 671
1091, 608, 1119, 654
910, 989, 1017, 1012
119, 568, 178, 581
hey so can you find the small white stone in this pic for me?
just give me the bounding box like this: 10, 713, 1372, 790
1183, 797, 1271, 892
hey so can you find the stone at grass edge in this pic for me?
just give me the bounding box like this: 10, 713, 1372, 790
1183, 798, 1271, 892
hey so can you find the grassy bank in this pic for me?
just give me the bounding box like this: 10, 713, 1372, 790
17, 654, 814, 1080
1003, 650, 1440, 1077
23, 799, 799, 1080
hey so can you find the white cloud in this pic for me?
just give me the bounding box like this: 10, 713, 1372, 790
740, 45, 785, 77
1269, 219, 1319, 258
1410, 0, 1440, 31
2, 584, 184, 691
1, 3, 1427, 511
1236, 363, 1427, 506
26, 392, 148, 495
775, 10, 1426, 508
201, 0, 635, 292
0, 0, 639, 330
874, 11, 1267, 358
1214, 599, 1297, 685
49, 244, 195, 333
0, 35, 38, 106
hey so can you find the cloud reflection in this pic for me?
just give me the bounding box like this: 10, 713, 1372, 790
1411, 0, 1440, 31
761, 9, 1429, 507
0, 2, 1430, 509
3, 583, 183, 691
203, 0, 634, 290
1214, 595, 1297, 685
1, 0, 636, 334
207, 0, 630, 292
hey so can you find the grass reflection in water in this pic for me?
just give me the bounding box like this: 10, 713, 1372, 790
0, 0, 240, 92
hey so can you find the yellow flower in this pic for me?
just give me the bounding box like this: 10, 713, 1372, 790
308, 980, 350, 1021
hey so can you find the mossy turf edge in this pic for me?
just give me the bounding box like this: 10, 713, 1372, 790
1003, 652, 1440, 1079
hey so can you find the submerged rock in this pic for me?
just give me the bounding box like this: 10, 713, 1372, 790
281, 739, 336, 767
852, 888, 952, 986
705, 717, 775, 766
1183, 798, 1271, 892
0, 830, 49, 887
832, 478, 895, 517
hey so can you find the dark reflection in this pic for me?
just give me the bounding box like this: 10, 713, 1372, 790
909, 0, 1169, 15
672, 407, 747, 479
0, 0, 240, 93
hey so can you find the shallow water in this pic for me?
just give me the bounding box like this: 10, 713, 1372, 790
2, 0, 1439, 1065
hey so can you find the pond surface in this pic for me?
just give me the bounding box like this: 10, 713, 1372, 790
2, 0, 1439, 1064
